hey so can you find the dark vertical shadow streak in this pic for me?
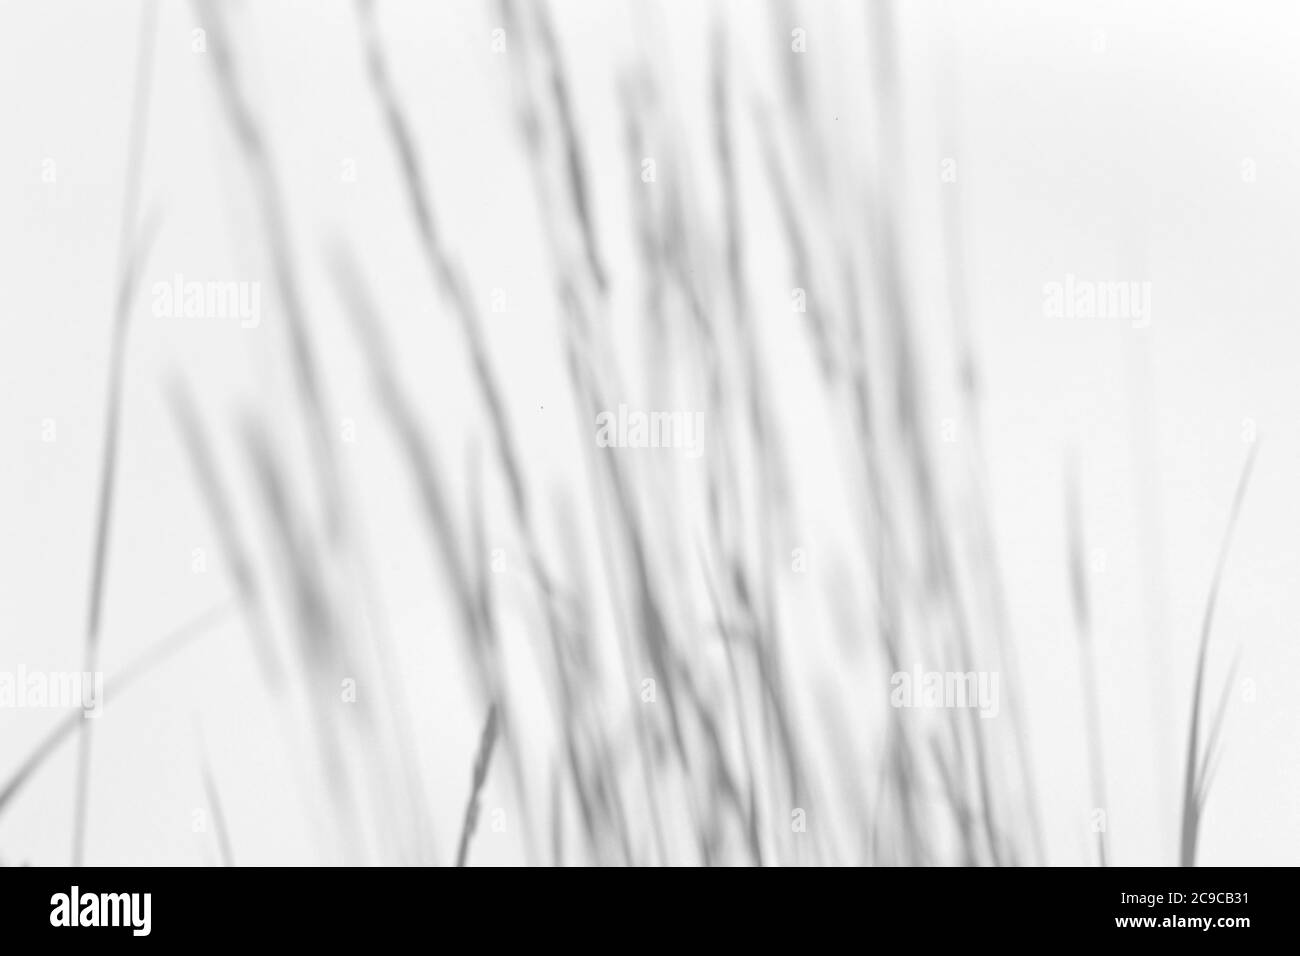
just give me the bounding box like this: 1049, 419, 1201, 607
1180, 443, 1258, 866
196, 0, 438, 863
934, 10, 1046, 862
72, 0, 159, 866
455, 706, 499, 866
197, 726, 235, 867
1066, 456, 1109, 867
167, 378, 283, 686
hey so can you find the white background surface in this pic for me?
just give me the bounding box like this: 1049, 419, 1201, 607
1, 0, 1297, 865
